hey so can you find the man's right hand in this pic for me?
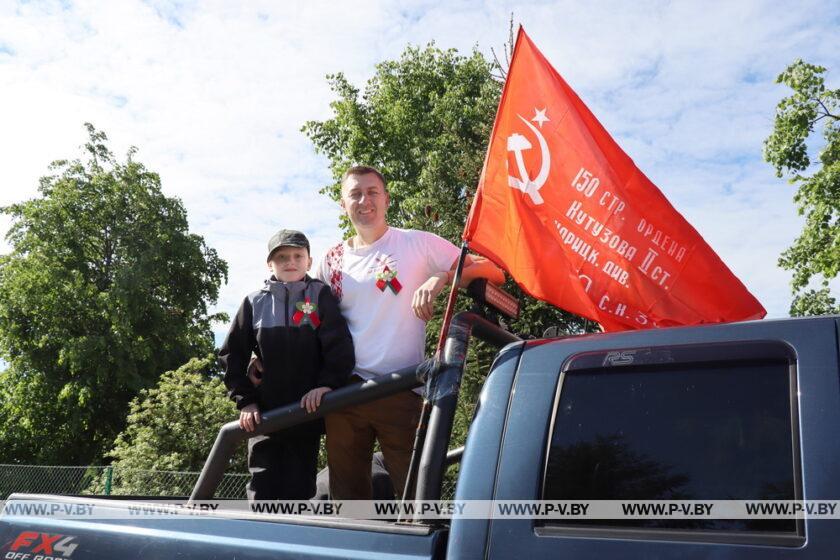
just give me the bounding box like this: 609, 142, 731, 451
412, 272, 448, 321
248, 356, 264, 386
239, 403, 261, 432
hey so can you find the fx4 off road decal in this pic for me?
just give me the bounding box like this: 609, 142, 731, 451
5, 531, 78, 559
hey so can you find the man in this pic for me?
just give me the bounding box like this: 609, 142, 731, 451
314, 165, 504, 500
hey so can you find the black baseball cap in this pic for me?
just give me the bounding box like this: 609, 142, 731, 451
267, 229, 310, 261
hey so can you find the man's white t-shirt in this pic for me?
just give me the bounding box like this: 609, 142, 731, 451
316, 227, 460, 379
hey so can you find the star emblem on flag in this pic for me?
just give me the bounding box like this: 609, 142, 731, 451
531, 107, 549, 128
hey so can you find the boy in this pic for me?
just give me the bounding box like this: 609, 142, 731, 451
219, 229, 354, 501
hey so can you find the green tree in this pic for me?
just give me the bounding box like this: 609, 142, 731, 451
88, 354, 246, 496
302, 44, 589, 456
0, 124, 228, 464
763, 59, 840, 315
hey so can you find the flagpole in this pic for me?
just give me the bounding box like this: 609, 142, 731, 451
399, 241, 469, 518
435, 241, 470, 356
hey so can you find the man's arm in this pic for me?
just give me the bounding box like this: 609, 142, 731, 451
453, 254, 506, 287
411, 254, 505, 321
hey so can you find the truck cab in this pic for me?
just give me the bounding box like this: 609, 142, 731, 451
454, 314, 840, 558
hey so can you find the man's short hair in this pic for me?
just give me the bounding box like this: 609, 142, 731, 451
341, 165, 387, 190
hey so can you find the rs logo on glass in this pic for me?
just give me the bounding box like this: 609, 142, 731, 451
602, 350, 637, 366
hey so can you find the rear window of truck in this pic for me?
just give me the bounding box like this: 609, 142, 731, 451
541, 341, 801, 543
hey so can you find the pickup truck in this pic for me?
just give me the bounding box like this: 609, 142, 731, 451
2, 308, 839, 559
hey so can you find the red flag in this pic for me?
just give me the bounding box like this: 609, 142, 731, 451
464, 28, 765, 331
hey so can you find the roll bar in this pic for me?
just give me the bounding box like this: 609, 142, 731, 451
190, 311, 520, 504
190, 364, 423, 501
414, 312, 520, 502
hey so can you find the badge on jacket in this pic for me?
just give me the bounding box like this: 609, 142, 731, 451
292, 297, 321, 327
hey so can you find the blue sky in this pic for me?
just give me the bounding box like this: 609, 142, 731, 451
0, 0, 838, 344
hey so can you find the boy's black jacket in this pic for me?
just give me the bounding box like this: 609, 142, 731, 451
219, 275, 354, 438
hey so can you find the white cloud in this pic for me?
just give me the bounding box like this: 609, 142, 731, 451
0, 0, 837, 346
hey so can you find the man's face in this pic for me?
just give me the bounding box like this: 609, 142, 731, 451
267, 246, 312, 282
340, 172, 389, 231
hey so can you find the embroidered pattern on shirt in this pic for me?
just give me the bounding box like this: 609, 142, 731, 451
325, 243, 344, 302
367, 254, 397, 274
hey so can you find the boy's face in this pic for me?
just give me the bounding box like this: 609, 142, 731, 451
267, 246, 312, 282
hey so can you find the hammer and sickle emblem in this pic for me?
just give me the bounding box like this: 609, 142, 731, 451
507, 114, 550, 204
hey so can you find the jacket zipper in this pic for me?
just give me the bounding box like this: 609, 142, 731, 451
283, 284, 291, 332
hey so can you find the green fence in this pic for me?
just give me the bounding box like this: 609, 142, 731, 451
0, 464, 457, 501
0, 464, 248, 499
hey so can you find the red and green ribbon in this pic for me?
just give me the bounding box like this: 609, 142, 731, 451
292, 296, 320, 327
375, 266, 402, 295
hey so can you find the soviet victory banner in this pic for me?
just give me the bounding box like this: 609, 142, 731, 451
463, 28, 766, 331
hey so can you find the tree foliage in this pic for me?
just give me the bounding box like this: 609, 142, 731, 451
0, 124, 228, 464
763, 59, 840, 315
88, 354, 246, 496
302, 43, 590, 454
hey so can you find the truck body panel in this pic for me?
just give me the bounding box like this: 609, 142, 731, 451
1, 498, 443, 560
